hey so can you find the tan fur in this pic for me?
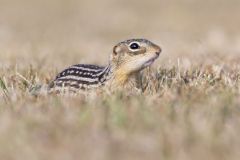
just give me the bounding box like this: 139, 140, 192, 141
109, 39, 161, 88
50, 39, 161, 92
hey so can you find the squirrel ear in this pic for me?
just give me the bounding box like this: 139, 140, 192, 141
113, 45, 119, 56
110, 45, 119, 61
113, 45, 122, 56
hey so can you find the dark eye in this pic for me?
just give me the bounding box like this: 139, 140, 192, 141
129, 43, 140, 50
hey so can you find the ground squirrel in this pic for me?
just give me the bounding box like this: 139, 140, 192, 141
48, 39, 161, 92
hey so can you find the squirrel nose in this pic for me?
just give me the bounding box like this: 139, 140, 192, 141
154, 45, 162, 56
155, 47, 161, 56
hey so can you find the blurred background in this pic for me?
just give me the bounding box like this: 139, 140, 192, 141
1, 1, 240, 160
0, 0, 240, 69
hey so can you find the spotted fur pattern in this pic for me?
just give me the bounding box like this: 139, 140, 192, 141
49, 64, 112, 91
49, 38, 161, 92
118, 38, 153, 46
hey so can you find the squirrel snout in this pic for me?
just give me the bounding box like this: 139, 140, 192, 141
155, 46, 162, 56
153, 44, 162, 55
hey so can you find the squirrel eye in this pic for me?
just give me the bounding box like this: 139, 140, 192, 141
129, 43, 140, 50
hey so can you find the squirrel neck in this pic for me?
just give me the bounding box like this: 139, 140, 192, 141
99, 61, 131, 87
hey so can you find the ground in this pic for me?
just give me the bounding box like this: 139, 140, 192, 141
0, 0, 240, 160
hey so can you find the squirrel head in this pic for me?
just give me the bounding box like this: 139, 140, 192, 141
110, 38, 161, 74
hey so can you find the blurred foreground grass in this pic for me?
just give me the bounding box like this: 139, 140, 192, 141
0, 59, 239, 160
1, 0, 240, 159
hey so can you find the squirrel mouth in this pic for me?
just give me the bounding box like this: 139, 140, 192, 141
143, 55, 159, 67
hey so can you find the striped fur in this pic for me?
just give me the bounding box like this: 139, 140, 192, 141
49, 64, 112, 91
48, 38, 161, 92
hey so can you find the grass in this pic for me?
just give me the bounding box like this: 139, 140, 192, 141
0, 60, 239, 160
1, 0, 240, 159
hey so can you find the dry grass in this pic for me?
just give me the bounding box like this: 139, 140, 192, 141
0, 59, 240, 160
0, 0, 240, 160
